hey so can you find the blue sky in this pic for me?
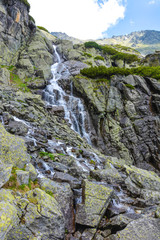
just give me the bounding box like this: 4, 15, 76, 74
106, 0, 160, 37
29, 0, 160, 39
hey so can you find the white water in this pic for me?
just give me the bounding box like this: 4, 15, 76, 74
43, 45, 91, 144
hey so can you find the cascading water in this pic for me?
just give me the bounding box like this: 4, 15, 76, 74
43, 45, 91, 144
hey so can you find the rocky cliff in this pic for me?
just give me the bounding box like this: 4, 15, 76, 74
0, 1, 160, 240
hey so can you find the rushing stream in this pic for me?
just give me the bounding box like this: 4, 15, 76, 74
43, 45, 91, 144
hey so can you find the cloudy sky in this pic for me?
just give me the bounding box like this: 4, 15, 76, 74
28, 0, 160, 39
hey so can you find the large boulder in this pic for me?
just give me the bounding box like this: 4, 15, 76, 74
110, 217, 160, 240
0, 123, 30, 168
25, 188, 65, 239
76, 180, 113, 227
0, 201, 19, 240
39, 178, 75, 233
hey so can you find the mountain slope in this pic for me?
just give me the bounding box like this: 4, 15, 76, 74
52, 30, 160, 55
51, 31, 84, 44
97, 30, 160, 55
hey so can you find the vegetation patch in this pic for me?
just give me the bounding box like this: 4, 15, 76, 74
114, 44, 140, 54
37, 26, 49, 33
84, 42, 140, 63
39, 151, 55, 161
1, 65, 31, 92
3, 167, 39, 193
83, 52, 92, 58
111, 52, 140, 64
10, 72, 31, 92
125, 83, 135, 89
80, 66, 160, 81
94, 55, 104, 61
84, 41, 102, 50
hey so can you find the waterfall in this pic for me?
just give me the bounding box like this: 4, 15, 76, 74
43, 45, 91, 144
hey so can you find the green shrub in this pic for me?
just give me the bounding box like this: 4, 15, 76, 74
84, 41, 102, 50
80, 65, 160, 81
37, 26, 49, 33
111, 52, 140, 63
101, 45, 117, 55
83, 52, 92, 58
94, 55, 104, 61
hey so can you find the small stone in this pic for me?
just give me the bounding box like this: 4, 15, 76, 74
16, 170, 29, 185
25, 163, 37, 181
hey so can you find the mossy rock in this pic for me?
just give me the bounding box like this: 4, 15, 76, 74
0, 201, 18, 240
0, 123, 30, 168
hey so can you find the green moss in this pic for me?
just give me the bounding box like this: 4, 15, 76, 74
94, 55, 104, 61
39, 151, 55, 161
125, 83, 135, 89
37, 26, 49, 33
83, 52, 92, 57
4, 167, 39, 193
90, 160, 96, 165
46, 190, 54, 197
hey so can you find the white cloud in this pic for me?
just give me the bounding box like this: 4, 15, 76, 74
28, 0, 126, 39
148, 0, 155, 4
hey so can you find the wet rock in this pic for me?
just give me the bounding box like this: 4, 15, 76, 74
110, 217, 160, 240
53, 171, 81, 189
46, 105, 65, 117
5, 120, 28, 136
76, 180, 113, 227
39, 178, 75, 233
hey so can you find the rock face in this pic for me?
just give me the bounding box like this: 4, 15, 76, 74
0, 0, 35, 65
73, 74, 160, 170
